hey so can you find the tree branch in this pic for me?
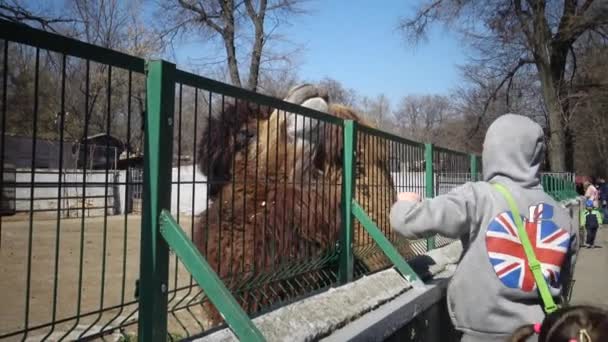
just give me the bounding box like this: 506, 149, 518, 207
0, 3, 75, 32
579, 0, 595, 14
590, 27, 608, 39
244, 0, 258, 21
176, 0, 223, 33
513, 0, 534, 43
558, 0, 608, 43
398, 0, 444, 43
468, 58, 534, 138
505, 73, 516, 110
568, 44, 577, 89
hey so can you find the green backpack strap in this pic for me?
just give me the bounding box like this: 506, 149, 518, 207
492, 183, 559, 314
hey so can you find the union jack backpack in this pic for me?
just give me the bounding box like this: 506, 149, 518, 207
492, 183, 560, 315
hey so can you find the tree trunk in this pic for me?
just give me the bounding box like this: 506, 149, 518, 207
247, 22, 263, 92
564, 126, 574, 172
221, 3, 241, 88
537, 63, 567, 171
222, 29, 241, 87
246, 0, 267, 92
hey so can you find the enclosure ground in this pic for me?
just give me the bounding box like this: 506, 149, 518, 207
0, 214, 208, 341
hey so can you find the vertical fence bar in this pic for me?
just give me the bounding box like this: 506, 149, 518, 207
470, 154, 478, 182
424, 143, 435, 250
139, 60, 176, 342
571, 173, 577, 197
339, 120, 356, 284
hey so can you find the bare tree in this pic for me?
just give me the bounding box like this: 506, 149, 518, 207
62, 0, 162, 152
393, 94, 451, 143
158, 0, 306, 92
359, 94, 392, 131
570, 39, 608, 177
400, 0, 608, 171
67, 0, 162, 56
0, 0, 75, 32
256, 60, 301, 98
318, 77, 359, 107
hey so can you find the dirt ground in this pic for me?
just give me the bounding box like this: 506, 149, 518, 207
0, 213, 210, 341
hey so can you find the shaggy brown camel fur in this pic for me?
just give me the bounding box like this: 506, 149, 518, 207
193, 85, 406, 324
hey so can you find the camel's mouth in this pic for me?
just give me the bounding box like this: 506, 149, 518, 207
236, 129, 256, 150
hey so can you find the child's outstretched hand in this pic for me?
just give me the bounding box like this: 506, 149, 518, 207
397, 192, 421, 202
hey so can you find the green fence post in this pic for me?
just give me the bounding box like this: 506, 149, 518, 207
339, 120, 356, 284
570, 174, 577, 197
139, 60, 175, 342
159, 211, 265, 341
470, 154, 478, 182
424, 143, 435, 250
351, 203, 424, 287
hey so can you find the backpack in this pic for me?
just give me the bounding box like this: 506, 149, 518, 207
492, 183, 560, 314
586, 211, 599, 229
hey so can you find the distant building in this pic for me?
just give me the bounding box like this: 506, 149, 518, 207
0, 134, 79, 169
0, 133, 129, 170
77, 133, 126, 170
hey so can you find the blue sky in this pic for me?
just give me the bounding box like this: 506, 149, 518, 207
171, 1, 470, 105
32, 0, 468, 104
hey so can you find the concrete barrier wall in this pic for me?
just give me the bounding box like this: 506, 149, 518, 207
382, 296, 460, 342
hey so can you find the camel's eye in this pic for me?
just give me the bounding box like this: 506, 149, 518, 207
235, 130, 255, 149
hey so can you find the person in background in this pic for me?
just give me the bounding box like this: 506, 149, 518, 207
583, 181, 599, 208
580, 199, 603, 248
597, 178, 608, 221
389, 114, 578, 341
508, 305, 608, 342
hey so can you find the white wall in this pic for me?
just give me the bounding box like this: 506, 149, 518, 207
13, 167, 472, 218
170, 165, 208, 216
14, 168, 118, 217
390, 171, 474, 197
113, 165, 209, 217
391, 171, 428, 196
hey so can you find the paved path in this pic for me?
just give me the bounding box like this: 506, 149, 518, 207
569, 227, 608, 308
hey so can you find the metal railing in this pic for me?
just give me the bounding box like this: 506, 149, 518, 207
542, 172, 578, 201
0, 20, 580, 342
0, 19, 146, 341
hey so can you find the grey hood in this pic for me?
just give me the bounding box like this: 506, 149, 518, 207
482, 113, 545, 188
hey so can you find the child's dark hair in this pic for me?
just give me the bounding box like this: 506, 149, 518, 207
509, 305, 608, 342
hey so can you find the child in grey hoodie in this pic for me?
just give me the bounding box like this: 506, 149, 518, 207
389, 114, 579, 341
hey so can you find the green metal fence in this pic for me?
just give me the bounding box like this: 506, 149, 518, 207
0, 20, 580, 342
542, 172, 578, 201
0, 20, 146, 341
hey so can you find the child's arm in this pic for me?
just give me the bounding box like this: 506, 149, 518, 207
389, 182, 477, 239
